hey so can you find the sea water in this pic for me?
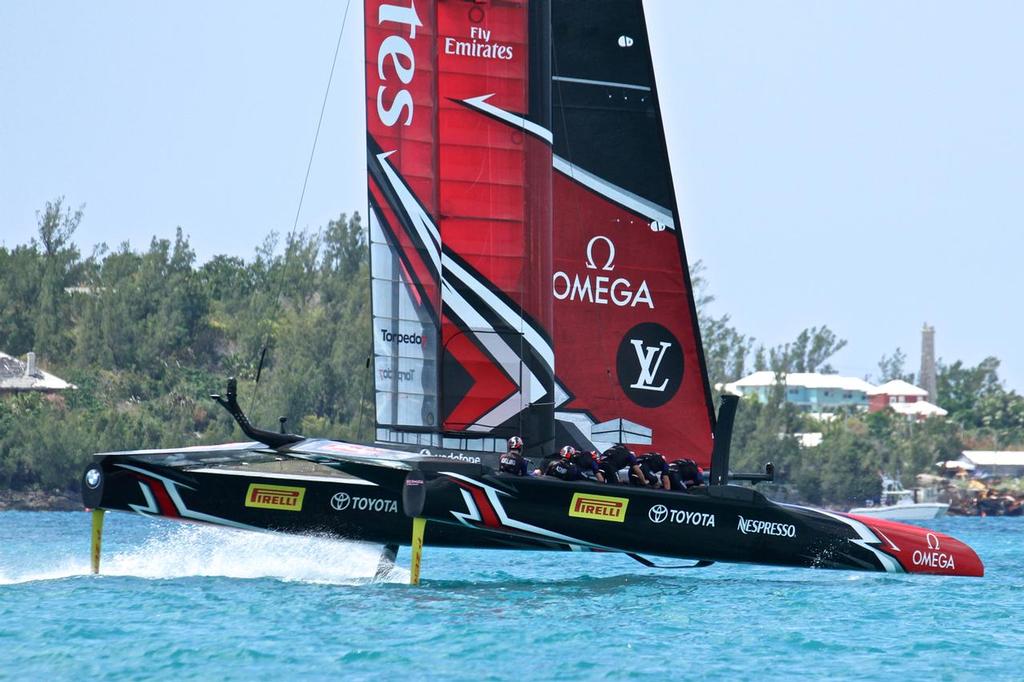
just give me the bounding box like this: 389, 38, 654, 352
0, 512, 1020, 681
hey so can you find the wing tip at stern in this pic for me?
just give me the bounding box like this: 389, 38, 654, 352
848, 513, 985, 578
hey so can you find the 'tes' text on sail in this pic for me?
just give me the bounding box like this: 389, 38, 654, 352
376, 1, 422, 127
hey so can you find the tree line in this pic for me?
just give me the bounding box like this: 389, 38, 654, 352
2, 199, 1022, 505
695, 267, 1024, 505
0, 199, 371, 493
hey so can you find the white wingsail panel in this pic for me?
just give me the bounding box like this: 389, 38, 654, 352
369, 209, 439, 431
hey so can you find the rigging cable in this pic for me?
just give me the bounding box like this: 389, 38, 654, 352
248, 0, 354, 417
290, 0, 354, 242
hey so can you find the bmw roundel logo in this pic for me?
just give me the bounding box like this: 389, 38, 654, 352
85, 468, 102, 489
330, 492, 351, 511
648, 504, 668, 523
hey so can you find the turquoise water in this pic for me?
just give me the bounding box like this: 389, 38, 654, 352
1, 512, 1020, 680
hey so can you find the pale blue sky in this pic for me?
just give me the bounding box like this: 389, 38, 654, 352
1, 2, 1021, 390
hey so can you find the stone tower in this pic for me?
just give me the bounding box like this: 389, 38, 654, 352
920, 323, 937, 402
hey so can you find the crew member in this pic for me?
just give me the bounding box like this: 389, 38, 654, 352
597, 444, 645, 485
670, 458, 705, 489
545, 446, 582, 481
635, 451, 672, 489
577, 449, 604, 482
499, 435, 529, 476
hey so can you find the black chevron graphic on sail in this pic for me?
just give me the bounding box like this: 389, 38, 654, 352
550, 0, 715, 462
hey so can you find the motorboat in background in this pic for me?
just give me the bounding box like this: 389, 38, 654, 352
849, 475, 949, 520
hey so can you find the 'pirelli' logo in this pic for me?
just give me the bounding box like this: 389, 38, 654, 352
245, 483, 305, 512
568, 492, 629, 522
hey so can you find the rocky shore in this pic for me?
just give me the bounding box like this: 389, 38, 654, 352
0, 488, 82, 512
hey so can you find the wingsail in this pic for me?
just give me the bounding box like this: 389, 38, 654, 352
549, 0, 715, 464
366, 0, 712, 464
365, 0, 442, 440
366, 0, 556, 456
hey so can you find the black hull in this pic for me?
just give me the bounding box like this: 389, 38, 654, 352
82, 446, 983, 577
83, 454, 553, 551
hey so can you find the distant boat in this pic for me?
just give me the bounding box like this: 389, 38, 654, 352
850, 476, 949, 520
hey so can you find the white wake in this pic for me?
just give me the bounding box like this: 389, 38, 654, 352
0, 524, 407, 585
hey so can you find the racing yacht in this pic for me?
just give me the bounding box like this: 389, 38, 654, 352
82, 0, 983, 581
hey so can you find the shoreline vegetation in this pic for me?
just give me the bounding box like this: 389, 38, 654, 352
0, 488, 81, 511
3, 199, 1024, 512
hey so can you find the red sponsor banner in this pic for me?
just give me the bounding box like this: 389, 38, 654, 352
552, 174, 713, 464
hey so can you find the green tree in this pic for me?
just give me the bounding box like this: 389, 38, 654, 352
771, 326, 847, 374
33, 198, 83, 360
0, 244, 42, 353
877, 347, 914, 383
938, 357, 1024, 445
690, 261, 754, 392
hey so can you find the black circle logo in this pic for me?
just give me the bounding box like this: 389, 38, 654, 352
616, 322, 683, 408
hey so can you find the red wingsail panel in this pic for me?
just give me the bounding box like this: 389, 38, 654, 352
435, 0, 555, 450
366, 0, 443, 435
367, 0, 555, 453
550, 0, 715, 464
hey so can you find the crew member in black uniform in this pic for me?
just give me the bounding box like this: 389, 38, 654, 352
499, 435, 529, 476
669, 458, 705, 489
545, 446, 582, 480
634, 451, 672, 489
546, 446, 604, 482
597, 444, 645, 485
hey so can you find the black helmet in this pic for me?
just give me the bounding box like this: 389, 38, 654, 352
508, 436, 523, 451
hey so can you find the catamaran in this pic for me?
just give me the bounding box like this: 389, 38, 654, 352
81, 0, 983, 581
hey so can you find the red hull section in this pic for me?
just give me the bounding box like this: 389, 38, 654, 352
849, 514, 984, 577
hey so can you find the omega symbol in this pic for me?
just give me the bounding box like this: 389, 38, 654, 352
585, 235, 616, 271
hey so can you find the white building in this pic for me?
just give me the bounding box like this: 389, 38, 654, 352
720, 371, 875, 412
867, 380, 947, 419
0, 351, 75, 393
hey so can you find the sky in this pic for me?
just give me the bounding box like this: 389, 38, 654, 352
1, 2, 1021, 391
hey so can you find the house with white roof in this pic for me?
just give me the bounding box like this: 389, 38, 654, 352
868, 379, 947, 419
954, 451, 1024, 478
0, 351, 76, 393
720, 371, 875, 412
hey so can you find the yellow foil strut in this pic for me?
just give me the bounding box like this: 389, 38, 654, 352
90, 508, 105, 574
409, 516, 426, 585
